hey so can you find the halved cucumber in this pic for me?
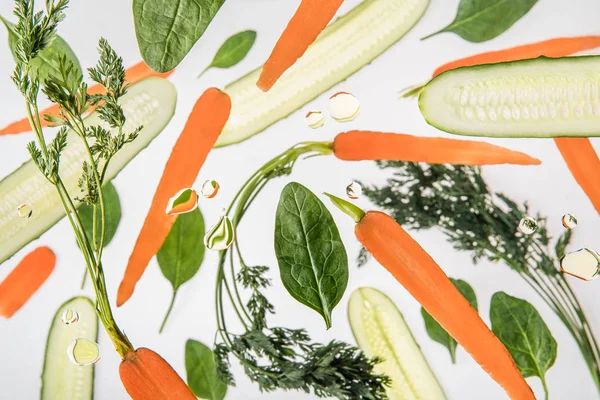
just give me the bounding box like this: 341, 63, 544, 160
0, 78, 177, 263
41, 296, 98, 399
419, 55, 600, 138
348, 287, 446, 400
217, 0, 430, 147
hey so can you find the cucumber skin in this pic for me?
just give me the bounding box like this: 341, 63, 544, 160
419, 55, 600, 138
41, 296, 98, 400
216, 0, 430, 147
0, 78, 177, 264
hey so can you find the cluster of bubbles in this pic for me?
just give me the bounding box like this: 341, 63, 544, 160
305, 92, 361, 129
61, 309, 100, 367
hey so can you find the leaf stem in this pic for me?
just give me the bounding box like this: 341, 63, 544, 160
159, 290, 178, 334
197, 66, 210, 79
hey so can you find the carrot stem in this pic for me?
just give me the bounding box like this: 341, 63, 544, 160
324, 192, 365, 223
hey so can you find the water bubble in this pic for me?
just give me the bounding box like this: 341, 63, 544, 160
204, 214, 235, 251
329, 92, 360, 122
346, 182, 362, 200
305, 111, 325, 129
67, 338, 100, 366
560, 248, 600, 281
518, 217, 538, 235
561, 213, 578, 229
61, 309, 79, 325
16, 204, 33, 219
165, 188, 198, 215
201, 180, 220, 199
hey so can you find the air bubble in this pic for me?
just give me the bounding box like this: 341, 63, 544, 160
329, 92, 360, 122
165, 188, 198, 216
305, 111, 325, 129
560, 248, 600, 281
518, 217, 537, 235
61, 309, 79, 325
346, 182, 362, 200
201, 180, 220, 199
16, 204, 33, 219
561, 214, 578, 229
67, 339, 100, 366
204, 213, 235, 251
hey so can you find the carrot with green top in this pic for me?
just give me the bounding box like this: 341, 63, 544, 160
117, 87, 231, 307
325, 194, 535, 400
257, 0, 344, 91
0, 246, 55, 318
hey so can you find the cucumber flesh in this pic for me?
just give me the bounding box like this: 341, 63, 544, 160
348, 287, 446, 400
41, 296, 98, 399
419, 56, 600, 138
0, 77, 177, 263
217, 0, 429, 147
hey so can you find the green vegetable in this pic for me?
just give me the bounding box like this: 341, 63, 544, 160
185, 339, 227, 400
199, 30, 256, 78
419, 56, 600, 138
216, 0, 429, 147
555, 229, 572, 259
274, 182, 348, 329
79, 181, 121, 249
422, 0, 538, 42
1, 15, 81, 84
41, 296, 98, 400
133, 0, 225, 73
348, 287, 446, 400
490, 292, 557, 400
157, 208, 205, 333
421, 278, 477, 363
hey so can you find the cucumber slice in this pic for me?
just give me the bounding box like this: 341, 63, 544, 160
217, 0, 429, 147
0, 78, 177, 263
41, 296, 98, 399
419, 55, 600, 138
348, 287, 446, 400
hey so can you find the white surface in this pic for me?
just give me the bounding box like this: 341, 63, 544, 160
1, 0, 600, 399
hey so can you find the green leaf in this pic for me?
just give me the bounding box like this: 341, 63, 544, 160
1, 15, 81, 83
185, 339, 227, 400
199, 30, 256, 77
422, 0, 538, 43
133, 0, 226, 73
555, 229, 572, 259
421, 278, 478, 363
79, 181, 121, 249
274, 182, 349, 329
490, 292, 557, 395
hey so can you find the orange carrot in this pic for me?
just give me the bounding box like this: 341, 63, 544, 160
0, 61, 174, 136
333, 131, 541, 165
120, 348, 196, 400
326, 196, 534, 400
554, 138, 600, 214
117, 88, 231, 306
257, 0, 344, 91
0, 246, 55, 318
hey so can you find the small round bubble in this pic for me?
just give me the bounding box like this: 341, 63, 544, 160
61, 309, 79, 325
518, 217, 538, 235
561, 214, 578, 229
346, 182, 362, 200
16, 204, 33, 219
67, 338, 100, 366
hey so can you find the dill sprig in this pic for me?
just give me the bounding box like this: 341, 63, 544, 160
360, 161, 600, 392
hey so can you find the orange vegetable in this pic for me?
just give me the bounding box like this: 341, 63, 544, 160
0, 246, 55, 318
120, 348, 196, 400
554, 138, 600, 214
0, 61, 174, 136
117, 88, 231, 306
333, 131, 541, 165
257, 0, 344, 91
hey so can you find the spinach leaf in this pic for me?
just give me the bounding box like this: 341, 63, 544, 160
421, 278, 477, 363
422, 0, 538, 43
185, 339, 227, 400
79, 181, 121, 249
157, 208, 205, 332
1, 15, 81, 83
274, 182, 348, 329
199, 30, 256, 77
490, 292, 557, 396
133, 0, 225, 73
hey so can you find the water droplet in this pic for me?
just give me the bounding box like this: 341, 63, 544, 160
16, 204, 33, 219
204, 214, 235, 251
346, 182, 362, 200
518, 217, 537, 235
329, 92, 360, 122
560, 248, 600, 281
201, 180, 220, 199
67, 338, 100, 366
561, 214, 578, 229
165, 188, 198, 215
61, 309, 79, 325
305, 111, 325, 129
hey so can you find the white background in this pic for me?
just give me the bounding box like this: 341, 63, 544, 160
1, 0, 600, 399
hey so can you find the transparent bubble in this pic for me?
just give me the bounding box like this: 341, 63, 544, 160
561, 213, 578, 229
67, 338, 100, 366
518, 217, 537, 235
165, 188, 198, 215
346, 182, 362, 200
16, 204, 33, 219
305, 111, 325, 129
201, 180, 220, 199
560, 248, 600, 281
204, 214, 235, 251
329, 92, 360, 122
61, 309, 79, 325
